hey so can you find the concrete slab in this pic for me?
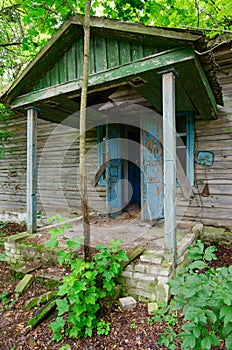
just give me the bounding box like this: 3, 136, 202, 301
119, 296, 137, 310
14, 274, 34, 297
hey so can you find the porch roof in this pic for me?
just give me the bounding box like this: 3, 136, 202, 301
1, 15, 223, 120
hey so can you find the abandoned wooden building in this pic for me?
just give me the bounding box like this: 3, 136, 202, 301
1, 15, 232, 252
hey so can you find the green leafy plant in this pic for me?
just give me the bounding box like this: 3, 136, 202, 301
130, 322, 138, 329
97, 319, 111, 335
147, 303, 178, 349
158, 327, 177, 350
0, 291, 16, 310
169, 240, 232, 350
0, 252, 6, 261
0, 291, 10, 303
58, 345, 71, 350
45, 215, 73, 251
46, 225, 128, 341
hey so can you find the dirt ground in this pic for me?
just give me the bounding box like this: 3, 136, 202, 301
0, 221, 231, 350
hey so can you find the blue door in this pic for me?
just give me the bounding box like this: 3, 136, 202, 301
106, 124, 123, 214
141, 114, 163, 220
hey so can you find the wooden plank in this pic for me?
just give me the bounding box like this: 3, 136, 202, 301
76, 37, 84, 79
27, 108, 37, 233
177, 194, 232, 209
89, 35, 95, 74
86, 15, 202, 42
106, 37, 119, 68
67, 44, 77, 81
94, 35, 107, 71
131, 42, 143, 61
143, 45, 158, 57
178, 60, 218, 119
119, 41, 131, 65
57, 53, 66, 83
12, 47, 196, 108
163, 71, 177, 262
136, 72, 162, 109
49, 62, 59, 86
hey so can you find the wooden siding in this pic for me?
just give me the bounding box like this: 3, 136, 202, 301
37, 120, 105, 216
177, 113, 232, 229
177, 47, 232, 229
32, 34, 159, 92
214, 48, 232, 109
0, 114, 27, 219
0, 115, 105, 220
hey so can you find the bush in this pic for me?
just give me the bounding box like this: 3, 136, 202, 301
169, 240, 232, 350
45, 219, 128, 341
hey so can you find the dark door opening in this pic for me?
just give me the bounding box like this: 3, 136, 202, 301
127, 126, 141, 206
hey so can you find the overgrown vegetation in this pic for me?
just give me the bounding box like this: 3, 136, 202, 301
0, 290, 16, 310
45, 217, 128, 341
152, 240, 232, 349
1, 0, 232, 88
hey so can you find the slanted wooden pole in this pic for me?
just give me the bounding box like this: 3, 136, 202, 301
80, 0, 91, 261
27, 107, 37, 233
162, 71, 177, 264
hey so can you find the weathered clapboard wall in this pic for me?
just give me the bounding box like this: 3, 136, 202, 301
0, 113, 27, 220
37, 119, 105, 217
177, 46, 232, 229
0, 115, 105, 221
32, 33, 164, 93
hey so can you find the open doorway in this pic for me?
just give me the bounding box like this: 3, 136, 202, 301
125, 125, 141, 207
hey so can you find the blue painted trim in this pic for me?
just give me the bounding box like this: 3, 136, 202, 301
106, 124, 123, 214
25, 106, 40, 114
187, 112, 194, 186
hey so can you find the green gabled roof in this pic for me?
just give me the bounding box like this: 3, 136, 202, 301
1, 14, 223, 119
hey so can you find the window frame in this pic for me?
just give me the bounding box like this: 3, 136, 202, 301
176, 111, 194, 187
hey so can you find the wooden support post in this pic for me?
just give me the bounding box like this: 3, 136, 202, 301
162, 71, 177, 264
27, 108, 37, 233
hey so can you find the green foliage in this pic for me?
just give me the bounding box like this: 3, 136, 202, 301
0, 291, 10, 303
147, 303, 178, 349
97, 319, 111, 335
158, 327, 177, 350
0, 0, 231, 89
45, 215, 73, 251
168, 240, 232, 350
0, 290, 16, 310
46, 224, 128, 341
146, 241, 232, 349
130, 322, 138, 329
0, 252, 6, 261
58, 345, 71, 350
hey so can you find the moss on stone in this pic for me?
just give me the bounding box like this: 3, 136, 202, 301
4, 232, 31, 243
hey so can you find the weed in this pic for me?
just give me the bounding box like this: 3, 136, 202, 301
97, 319, 111, 335
130, 323, 138, 329
46, 221, 128, 341
0, 290, 16, 310
169, 240, 232, 349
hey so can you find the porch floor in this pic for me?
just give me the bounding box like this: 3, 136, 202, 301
37, 208, 197, 264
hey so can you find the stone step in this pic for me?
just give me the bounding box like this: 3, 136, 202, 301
140, 251, 164, 265
14, 274, 34, 297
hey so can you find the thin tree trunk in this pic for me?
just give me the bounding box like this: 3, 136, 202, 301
80, 0, 91, 262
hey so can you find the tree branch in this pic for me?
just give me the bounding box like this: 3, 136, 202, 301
0, 42, 21, 47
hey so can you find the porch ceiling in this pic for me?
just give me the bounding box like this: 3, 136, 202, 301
10, 46, 218, 121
